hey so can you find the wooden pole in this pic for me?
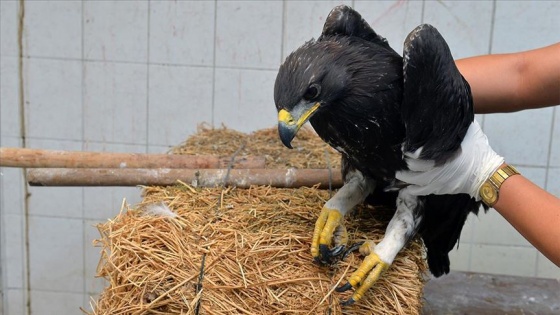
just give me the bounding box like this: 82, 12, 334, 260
27, 168, 343, 188
0, 147, 265, 169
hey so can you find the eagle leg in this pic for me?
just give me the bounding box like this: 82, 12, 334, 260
337, 189, 423, 305
311, 171, 375, 265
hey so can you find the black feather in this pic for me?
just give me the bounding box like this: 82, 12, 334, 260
420, 194, 487, 276
319, 4, 395, 52
402, 24, 474, 162
274, 5, 485, 277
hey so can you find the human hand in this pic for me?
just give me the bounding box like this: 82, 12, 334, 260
396, 120, 504, 200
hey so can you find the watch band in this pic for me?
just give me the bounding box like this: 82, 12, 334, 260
479, 164, 520, 207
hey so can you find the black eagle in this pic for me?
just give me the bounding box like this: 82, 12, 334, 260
274, 5, 484, 305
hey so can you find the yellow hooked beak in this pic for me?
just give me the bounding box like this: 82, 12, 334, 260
278, 102, 321, 148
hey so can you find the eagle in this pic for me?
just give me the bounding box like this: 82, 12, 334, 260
274, 5, 484, 305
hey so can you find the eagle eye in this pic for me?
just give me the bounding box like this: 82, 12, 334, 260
303, 84, 321, 101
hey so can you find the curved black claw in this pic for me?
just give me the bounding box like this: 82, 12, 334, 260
340, 298, 356, 306
316, 241, 364, 265
341, 241, 364, 260
335, 282, 353, 293
315, 244, 345, 265
330, 245, 346, 257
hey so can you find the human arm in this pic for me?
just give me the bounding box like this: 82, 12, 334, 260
396, 43, 560, 265
456, 43, 560, 113
493, 173, 560, 266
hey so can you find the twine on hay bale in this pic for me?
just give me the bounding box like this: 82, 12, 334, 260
86, 126, 428, 315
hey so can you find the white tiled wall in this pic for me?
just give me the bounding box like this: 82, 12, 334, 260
25, 59, 83, 141
148, 64, 213, 145
83, 61, 149, 144
149, 1, 216, 66
24, 1, 82, 60
84, 1, 149, 63
1, 1, 559, 314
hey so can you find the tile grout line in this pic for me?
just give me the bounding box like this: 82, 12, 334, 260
16, 1, 33, 313
488, 0, 496, 55
211, 0, 218, 127
280, 0, 286, 62
479, 0, 497, 132
146, 0, 151, 154
81, 0, 88, 308
543, 107, 556, 191
420, 0, 425, 24
18, 55, 279, 72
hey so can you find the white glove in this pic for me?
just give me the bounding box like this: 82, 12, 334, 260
396, 120, 504, 200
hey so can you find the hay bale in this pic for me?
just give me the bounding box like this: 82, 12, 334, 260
169, 124, 341, 169
87, 126, 427, 314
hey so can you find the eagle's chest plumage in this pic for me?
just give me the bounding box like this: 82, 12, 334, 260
310, 108, 406, 180
303, 38, 407, 180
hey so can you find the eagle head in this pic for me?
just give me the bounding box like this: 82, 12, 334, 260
274, 36, 402, 149
274, 40, 352, 148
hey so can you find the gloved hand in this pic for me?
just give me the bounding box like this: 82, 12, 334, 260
396, 120, 504, 200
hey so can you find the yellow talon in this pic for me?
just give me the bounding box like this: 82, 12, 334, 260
347, 252, 389, 303
311, 207, 343, 258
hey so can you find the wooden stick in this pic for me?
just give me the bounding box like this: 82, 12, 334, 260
0, 147, 265, 169
27, 168, 343, 188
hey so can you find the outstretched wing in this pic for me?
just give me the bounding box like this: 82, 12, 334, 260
319, 5, 394, 52
401, 24, 474, 162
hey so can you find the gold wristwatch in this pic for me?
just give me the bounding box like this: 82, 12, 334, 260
479, 164, 520, 207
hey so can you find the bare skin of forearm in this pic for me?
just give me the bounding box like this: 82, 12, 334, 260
494, 174, 560, 266
456, 43, 560, 114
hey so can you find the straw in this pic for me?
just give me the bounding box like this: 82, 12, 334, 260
86, 125, 427, 315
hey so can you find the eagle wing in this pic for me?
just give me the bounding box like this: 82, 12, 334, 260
320, 5, 395, 52
401, 25, 482, 277
401, 24, 474, 163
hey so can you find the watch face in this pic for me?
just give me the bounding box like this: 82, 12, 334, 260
480, 182, 498, 205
